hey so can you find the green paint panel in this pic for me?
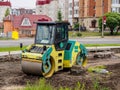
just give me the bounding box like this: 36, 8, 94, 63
74, 46, 78, 52
80, 44, 87, 55
42, 47, 52, 62
64, 40, 75, 60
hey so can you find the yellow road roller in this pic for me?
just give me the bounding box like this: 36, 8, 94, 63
21, 21, 87, 78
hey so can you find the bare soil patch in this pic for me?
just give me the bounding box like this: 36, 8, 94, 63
0, 54, 120, 90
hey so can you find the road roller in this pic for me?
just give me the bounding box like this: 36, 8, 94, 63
21, 21, 87, 78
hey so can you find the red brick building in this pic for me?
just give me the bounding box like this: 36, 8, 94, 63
4, 14, 52, 37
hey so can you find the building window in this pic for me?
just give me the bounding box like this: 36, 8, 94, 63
112, 7, 116, 12
74, 10, 78, 14
112, 7, 120, 13
93, 13, 96, 17
70, 10, 72, 15
119, 7, 120, 12
112, 0, 120, 4
20, 30, 31, 35
93, 6, 96, 10
112, 0, 115, 4
69, 3, 72, 7
75, 2, 79, 7
21, 18, 31, 26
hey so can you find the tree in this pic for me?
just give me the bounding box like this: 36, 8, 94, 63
57, 10, 62, 22
5, 8, 10, 17
99, 12, 120, 35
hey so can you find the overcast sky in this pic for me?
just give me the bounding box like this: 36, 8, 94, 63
10, 0, 36, 9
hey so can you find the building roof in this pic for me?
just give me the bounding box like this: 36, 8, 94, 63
4, 14, 52, 29
0, 1, 11, 7
36, 0, 51, 5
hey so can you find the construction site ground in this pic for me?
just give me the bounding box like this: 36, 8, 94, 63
0, 54, 120, 90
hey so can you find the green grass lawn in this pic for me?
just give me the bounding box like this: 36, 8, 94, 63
0, 46, 27, 52
0, 37, 12, 40
84, 44, 120, 47
69, 31, 120, 37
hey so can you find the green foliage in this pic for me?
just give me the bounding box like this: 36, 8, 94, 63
57, 10, 62, 22
99, 12, 120, 35
74, 23, 79, 30
74, 82, 85, 90
93, 80, 110, 90
5, 8, 10, 17
23, 78, 111, 90
24, 79, 53, 90
76, 32, 82, 37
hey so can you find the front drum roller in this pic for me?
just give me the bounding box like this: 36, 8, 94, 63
21, 57, 55, 78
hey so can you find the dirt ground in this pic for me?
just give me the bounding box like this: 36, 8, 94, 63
0, 54, 120, 90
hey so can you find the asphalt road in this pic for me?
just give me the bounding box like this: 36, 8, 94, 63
71, 37, 120, 44
0, 37, 120, 47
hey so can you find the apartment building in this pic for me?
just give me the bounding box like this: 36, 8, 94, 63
11, 8, 35, 16
0, 0, 11, 22
58, 0, 69, 21
36, 0, 69, 21
68, 0, 79, 25
36, 0, 58, 21
79, 0, 111, 30
111, 0, 120, 13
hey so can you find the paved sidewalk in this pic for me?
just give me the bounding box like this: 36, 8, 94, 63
87, 46, 120, 50
70, 36, 120, 39
0, 51, 22, 56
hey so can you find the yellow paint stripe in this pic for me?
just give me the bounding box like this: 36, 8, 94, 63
22, 58, 42, 63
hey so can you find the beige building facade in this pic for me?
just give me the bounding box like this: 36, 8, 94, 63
79, 0, 111, 30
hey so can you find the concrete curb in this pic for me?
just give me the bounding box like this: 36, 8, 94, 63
0, 46, 120, 56
0, 51, 22, 56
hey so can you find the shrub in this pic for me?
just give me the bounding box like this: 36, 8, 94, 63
76, 32, 82, 37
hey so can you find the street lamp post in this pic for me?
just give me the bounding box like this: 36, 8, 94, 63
72, 0, 74, 26
102, 0, 104, 38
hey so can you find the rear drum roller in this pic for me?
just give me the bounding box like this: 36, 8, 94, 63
76, 53, 87, 67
